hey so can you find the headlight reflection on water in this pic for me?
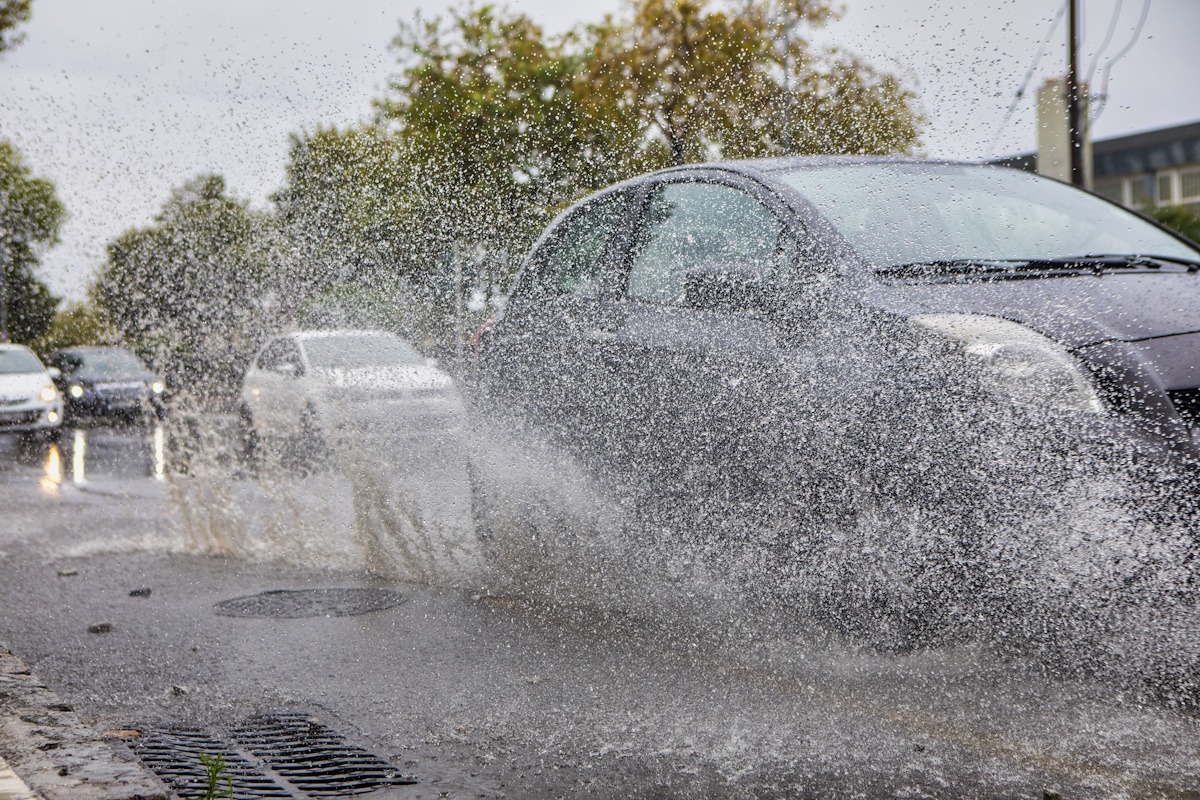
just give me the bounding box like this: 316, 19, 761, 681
153, 424, 165, 480
72, 429, 86, 484
40, 445, 62, 495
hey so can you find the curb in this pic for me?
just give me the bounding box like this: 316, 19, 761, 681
0, 645, 169, 800
0, 755, 40, 800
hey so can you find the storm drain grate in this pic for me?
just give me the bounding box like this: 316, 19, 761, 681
132, 715, 416, 799
232, 714, 416, 797
133, 726, 293, 798
214, 588, 406, 619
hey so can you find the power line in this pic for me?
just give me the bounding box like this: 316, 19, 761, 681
988, 2, 1067, 151
1085, 0, 1123, 86
1093, 0, 1151, 123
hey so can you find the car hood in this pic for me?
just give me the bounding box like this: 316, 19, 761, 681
312, 364, 457, 393
862, 270, 1200, 348
68, 370, 156, 384
0, 372, 51, 399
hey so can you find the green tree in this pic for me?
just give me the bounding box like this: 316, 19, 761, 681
1147, 204, 1200, 245
92, 175, 272, 396
0, 0, 32, 56
0, 137, 64, 344
577, 0, 920, 166
376, 5, 586, 316
32, 300, 120, 356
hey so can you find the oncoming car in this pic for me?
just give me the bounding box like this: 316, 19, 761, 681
47, 346, 166, 421
0, 344, 63, 440
474, 158, 1200, 509
240, 330, 465, 458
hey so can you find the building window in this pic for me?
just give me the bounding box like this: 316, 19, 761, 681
1180, 168, 1200, 205
1094, 179, 1123, 203
1129, 175, 1153, 208
1157, 173, 1174, 205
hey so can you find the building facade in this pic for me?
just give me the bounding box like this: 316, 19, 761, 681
996, 116, 1200, 215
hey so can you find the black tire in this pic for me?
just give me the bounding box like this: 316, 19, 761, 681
294, 405, 328, 473
237, 405, 260, 472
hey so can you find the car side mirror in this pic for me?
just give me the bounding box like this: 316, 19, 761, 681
683, 263, 779, 313
276, 362, 300, 378
46, 367, 61, 379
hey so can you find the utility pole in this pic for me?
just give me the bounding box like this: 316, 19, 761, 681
781, 12, 792, 155
1065, 0, 1084, 186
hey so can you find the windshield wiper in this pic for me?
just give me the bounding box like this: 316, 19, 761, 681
1063, 253, 1200, 272
878, 254, 1200, 277
875, 259, 1034, 276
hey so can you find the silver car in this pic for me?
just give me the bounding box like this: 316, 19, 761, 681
240, 330, 464, 456
0, 345, 64, 439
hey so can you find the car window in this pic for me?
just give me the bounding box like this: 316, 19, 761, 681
0, 348, 44, 375
257, 339, 302, 372
626, 181, 784, 305
255, 340, 284, 371
526, 192, 627, 298
301, 335, 423, 369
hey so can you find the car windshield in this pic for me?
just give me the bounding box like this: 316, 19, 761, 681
301, 334, 424, 369
0, 348, 45, 375
778, 163, 1200, 269
76, 349, 145, 373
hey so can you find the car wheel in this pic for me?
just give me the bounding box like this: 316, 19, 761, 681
237, 405, 260, 472
466, 458, 494, 542
294, 404, 328, 472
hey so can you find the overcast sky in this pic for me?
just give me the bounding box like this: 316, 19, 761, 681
2, 0, 1198, 300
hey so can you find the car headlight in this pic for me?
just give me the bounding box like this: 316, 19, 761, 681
69, 384, 85, 399
151, 380, 165, 394
911, 313, 1103, 413
39, 383, 58, 403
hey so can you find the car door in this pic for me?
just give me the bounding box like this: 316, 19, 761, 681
482, 189, 634, 451
604, 174, 805, 497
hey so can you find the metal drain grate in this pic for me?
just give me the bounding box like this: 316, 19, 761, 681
232, 714, 416, 797
214, 588, 406, 619
133, 726, 292, 799
132, 715, 416, 799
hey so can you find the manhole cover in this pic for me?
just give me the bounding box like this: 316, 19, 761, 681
214, 589, 405, 619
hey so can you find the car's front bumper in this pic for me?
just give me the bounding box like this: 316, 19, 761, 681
0, 398, 63, 433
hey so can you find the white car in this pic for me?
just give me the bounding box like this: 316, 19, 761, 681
240, 330, 465, 455
0, 344, 64, 439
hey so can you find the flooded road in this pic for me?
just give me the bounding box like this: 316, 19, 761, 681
1, 421, 1199, 798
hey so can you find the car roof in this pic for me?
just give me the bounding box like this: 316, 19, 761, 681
591, 155, 989, 198
0, 344, 35, 353
56, 346, 130, 355
288, 329, 399, 341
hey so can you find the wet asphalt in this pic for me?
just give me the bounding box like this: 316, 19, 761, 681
1, 422, 1199, 799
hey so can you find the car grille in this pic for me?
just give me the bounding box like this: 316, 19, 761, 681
0, 396, 26, 407
94, 381, 145, 401
1168, 388, 1200, 429
0, 410, 41, 427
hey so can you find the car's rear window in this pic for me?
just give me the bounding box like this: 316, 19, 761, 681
301, 335, 424, 369
0, 348, 45, 374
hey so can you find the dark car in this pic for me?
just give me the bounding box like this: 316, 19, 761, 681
48, 346, 166, 421
474, 158, 1200, 517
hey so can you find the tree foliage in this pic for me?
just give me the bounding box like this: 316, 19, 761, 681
0, 137, 64, 344
32, 300, 120, 356
0, 0, 31, 56
1147, 204, 1200, 246
92, 175, 271, 394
